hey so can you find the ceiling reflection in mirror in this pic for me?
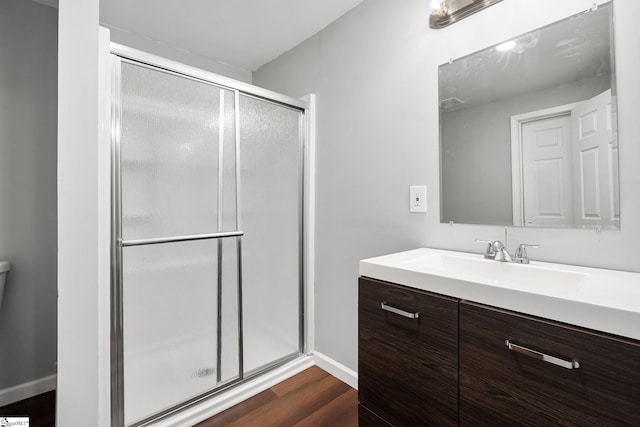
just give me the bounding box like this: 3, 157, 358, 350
439, 2, 619, 230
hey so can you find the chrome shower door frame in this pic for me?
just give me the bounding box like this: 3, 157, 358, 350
110, 47, 307, 427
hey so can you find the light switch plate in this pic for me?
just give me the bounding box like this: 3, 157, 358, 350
410, 185, 427, 213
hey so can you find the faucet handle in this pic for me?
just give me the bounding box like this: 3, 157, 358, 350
514, 243, 538, 263
476, 238, 496, 259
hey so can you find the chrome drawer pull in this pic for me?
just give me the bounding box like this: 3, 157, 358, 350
505, 340, 580, 370
380, 302, 419, 319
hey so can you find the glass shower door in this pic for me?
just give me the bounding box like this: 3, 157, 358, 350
112, 55, 306, 427
116, 61, 240, 425
239, 95, 303, 374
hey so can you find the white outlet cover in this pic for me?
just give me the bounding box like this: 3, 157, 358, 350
410, 185, 427, 213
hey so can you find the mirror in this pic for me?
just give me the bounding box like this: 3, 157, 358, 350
439, 3, 619, 229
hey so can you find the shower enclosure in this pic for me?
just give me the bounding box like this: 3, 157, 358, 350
110, 49, 306, 426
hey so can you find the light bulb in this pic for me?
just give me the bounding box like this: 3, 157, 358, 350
429, 0, 445, 12
496, 40, 517, 52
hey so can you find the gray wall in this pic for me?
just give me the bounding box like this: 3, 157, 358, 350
0, 0, 58, 391
254, 0, 640, 373
441, 74, 611, 225
254, 0, 435, 371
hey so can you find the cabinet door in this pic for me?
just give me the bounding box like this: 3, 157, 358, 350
358, 403, 393, 426
459, 301, 640, 426
359, 277, 458, 426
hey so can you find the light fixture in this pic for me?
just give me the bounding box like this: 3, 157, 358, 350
429, 0, 446, 12
496, 40, 517, 52
430, 0, 504, 29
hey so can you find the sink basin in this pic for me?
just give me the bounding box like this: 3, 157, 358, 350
402, 253, 588, 293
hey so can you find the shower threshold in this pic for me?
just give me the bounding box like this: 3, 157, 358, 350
137, 354, 313, 427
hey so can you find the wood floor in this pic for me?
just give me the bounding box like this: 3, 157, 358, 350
0, 366, 357, 427
196, 366, 358, 427
0, 390, 56, 427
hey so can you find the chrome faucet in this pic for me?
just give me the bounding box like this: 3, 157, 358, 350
513, 243, 539, 264
475, 239, 496, 259
476, 239, 511, 261
491, 240, 512, 262
477, 239, 538, 263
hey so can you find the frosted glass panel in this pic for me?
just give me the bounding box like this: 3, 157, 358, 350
122, 240, 223, 424
239, 95, 302, 373
120, 63, 223, 240
221, 89, 238, 232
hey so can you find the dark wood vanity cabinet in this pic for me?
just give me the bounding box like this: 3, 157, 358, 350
358, 277, 640, 426
358, 277, 459, 426
459, 301, 640, 426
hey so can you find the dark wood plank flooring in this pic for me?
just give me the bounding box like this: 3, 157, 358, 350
0, 390, 55, 427
0, 366, 356, 427
196, 366, 358, 427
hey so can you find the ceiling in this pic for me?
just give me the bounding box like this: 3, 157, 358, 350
34, 0, 365, 72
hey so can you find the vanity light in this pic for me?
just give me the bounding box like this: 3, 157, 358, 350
430, 0, 503, 29
429, 0, 446, 13
496, 40, 517, 52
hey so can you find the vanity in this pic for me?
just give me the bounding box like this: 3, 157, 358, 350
358, 248, 640, 426
357, 2, 640, 424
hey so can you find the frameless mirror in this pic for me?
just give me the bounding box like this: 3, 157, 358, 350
439, 2, 619, 229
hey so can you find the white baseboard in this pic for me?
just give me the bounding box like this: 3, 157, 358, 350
157, 356, 315, 427
0, 374, 57, 407
312, 351, 358, 390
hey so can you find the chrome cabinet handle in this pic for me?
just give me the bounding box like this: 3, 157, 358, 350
380, 302, 420, 319
505, 340, 580, 370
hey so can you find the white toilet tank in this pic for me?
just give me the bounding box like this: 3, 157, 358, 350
0, 261, 10, 310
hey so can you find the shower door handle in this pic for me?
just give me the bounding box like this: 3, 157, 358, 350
121, 230, 244, 247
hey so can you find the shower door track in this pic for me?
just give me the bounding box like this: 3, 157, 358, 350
112, 43, 307, 111
110, 45, 308, 427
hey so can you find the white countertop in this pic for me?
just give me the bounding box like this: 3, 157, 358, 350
360, 248, 640, 341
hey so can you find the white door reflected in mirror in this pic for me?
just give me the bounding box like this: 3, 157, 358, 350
513, 89, 618, 229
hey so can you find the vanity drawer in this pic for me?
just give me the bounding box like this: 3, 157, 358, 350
358, 403, 393, 426
459, 301, 640, 426
358, 277, 458, 426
